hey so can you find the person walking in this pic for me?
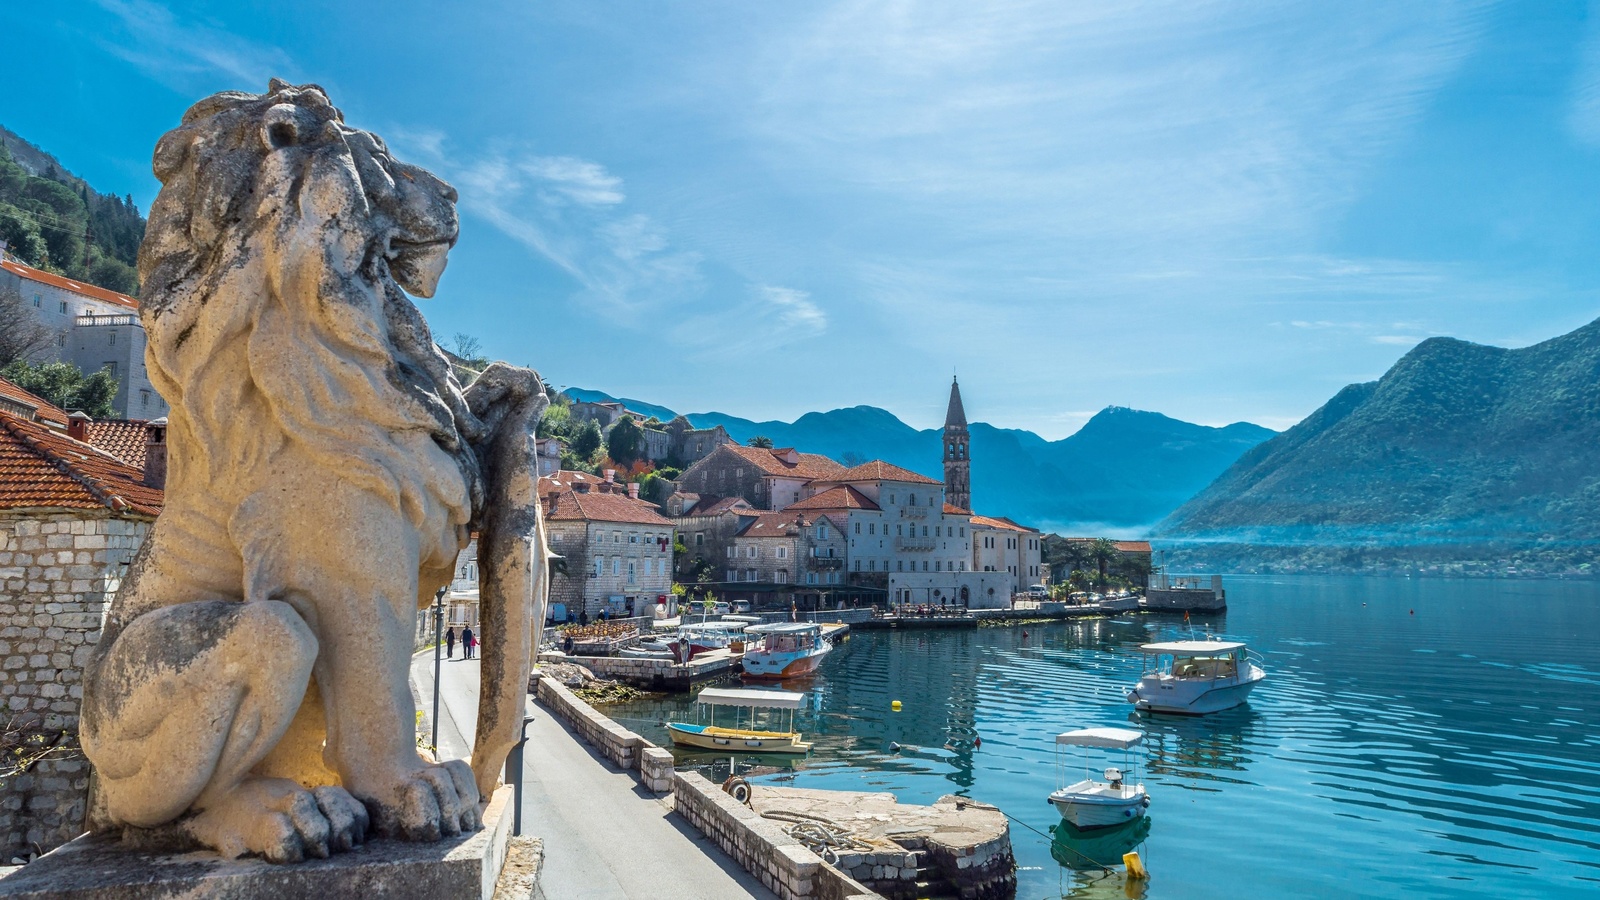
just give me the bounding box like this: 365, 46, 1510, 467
462, 625, 475, 660
445, 626, 456, 659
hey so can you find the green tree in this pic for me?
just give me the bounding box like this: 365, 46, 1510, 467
0, 283, 60, 366
571, 420, 602, 459
1, 360, 117, 418
1088, 538, 1121, 589
747, 435, 774, 449
606, 416, 643, 466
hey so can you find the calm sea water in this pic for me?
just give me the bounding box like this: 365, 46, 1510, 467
603, 576, 1600, 899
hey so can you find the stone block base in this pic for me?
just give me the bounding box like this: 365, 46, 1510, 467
0, 786, 516, 900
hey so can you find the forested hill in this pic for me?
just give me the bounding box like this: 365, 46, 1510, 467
0, 126, 144, 296
1157, 316, 1600, 573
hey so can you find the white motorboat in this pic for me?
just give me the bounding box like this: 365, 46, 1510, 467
741, 623, 831, 680
672, 621, 748, 663
1126, 639, 1265, 715
1048, 727, 1150, 830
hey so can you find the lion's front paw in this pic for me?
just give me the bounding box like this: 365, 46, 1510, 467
185, 778, 369, 863
369, 759, 481, 842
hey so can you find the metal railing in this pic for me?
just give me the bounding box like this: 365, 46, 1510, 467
894, 535, 936, 552
899, 506, 928, 519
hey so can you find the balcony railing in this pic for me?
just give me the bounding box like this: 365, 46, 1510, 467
899, 506, 928, 519
76, 313, 139, 327
894, 536, 936, 552
809, 557, 844, 569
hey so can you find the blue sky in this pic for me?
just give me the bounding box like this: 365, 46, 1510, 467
8, 1, 1600, 438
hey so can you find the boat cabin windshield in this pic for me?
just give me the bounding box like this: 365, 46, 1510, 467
1152, 651, 1238, 678
747, 624, 822, 653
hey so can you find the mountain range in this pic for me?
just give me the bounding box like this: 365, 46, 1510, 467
563, 387, 1274, 533
1158, 316, 1600, 574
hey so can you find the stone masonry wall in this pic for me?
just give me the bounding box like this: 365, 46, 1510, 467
0, 509, 151, 859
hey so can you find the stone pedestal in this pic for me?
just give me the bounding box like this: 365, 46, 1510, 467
0, 787, 515, 900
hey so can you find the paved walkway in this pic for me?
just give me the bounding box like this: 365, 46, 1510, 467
411, 650, 774, 900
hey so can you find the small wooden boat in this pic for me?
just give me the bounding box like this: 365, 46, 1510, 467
666, 687, 811, 754
1048, 727, 1149, 830
741, 623, 830, 680
1126, 639, 1265, 715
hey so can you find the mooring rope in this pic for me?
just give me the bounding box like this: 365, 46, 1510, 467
759, 809, 875, 861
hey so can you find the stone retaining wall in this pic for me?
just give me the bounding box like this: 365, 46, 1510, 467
672, 771, 821, 900
1146, 588, 1225, 611
532, 676, 642, 772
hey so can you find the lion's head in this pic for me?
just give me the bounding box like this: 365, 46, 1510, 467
139, 81, 482, 549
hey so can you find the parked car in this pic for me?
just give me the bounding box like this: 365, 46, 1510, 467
732, 600, 752, 614
1026, 585, 1050, 599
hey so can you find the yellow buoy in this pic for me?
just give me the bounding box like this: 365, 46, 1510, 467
1122, 850, 1148, 880
891, 700, 903, 711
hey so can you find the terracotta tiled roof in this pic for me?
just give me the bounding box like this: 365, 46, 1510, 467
1062, 537, 1152, 553
725, 444, 844, 480
784, 485, 879, 512
539, 470, 625, 494
0, 411, 162, 517
971, 514, 1036, 532
683, 496, 753, 517
943, 502, 972, 516
85, 419, 151, 470
1, 258, 139, 311
737, 512, 812, 538
827, 460, 940, 485
544, 489, 672, 525
0, 376, 68, 428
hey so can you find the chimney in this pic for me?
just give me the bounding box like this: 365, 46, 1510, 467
143, 418, 168, 489
627, 482, 640, 500
67, 411, 92, 443
604, 469, 616, 484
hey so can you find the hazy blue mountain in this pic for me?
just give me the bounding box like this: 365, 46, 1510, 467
563, 388, 1273, 532
561, 386, 678, 423
1158, 317, 1600, 573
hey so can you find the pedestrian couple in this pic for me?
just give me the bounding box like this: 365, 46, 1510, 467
445, 625, 477, 659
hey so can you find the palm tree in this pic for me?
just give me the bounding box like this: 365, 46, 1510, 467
1089, 538, 1121, 590
747, 435, 774, 448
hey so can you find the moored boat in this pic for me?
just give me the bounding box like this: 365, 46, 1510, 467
740, 623, 831, 680
672, 621, 748, 663
666, 687, 812, 754
1048, 727, 1149, 830
1126, 639, 1265, 715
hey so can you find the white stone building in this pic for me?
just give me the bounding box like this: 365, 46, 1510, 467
1, 257, 167, 419
970, 514, 1046, 596
541, 470, 675, 620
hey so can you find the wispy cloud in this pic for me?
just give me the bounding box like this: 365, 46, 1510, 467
89, 0, 296, 90
396, 138, 701, 315
760, 286, 827, 335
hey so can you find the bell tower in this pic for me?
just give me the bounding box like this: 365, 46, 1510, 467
943, 377, 970, 512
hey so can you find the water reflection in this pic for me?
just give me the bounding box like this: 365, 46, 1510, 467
1138, 707, 1261, 785
1050, 816, 1152, 871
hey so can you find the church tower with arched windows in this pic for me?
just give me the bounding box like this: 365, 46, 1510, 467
943, 376, 971, 512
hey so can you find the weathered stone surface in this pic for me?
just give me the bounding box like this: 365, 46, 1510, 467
0, 787, 515, 900
75, 80, 548, 864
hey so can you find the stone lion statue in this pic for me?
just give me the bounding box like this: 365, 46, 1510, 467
79, 80, 548, 863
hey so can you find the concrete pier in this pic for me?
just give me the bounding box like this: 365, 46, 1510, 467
746, 786, 1014, 900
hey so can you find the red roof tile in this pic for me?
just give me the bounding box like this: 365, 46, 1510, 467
544, 489, 672, 525
725, 444, 844, 480
784, 485, 879, 512
85, 420, 151, 470
827, 460, 940, 485
943, 502, 972, 516
1, 259, 139, 311
682, 496, 754, 517
970, 514, 1037, 533
0, 411, 162, 517
539, 470, 625, 494
0, 376, 68, 428
737, 511, 813, 538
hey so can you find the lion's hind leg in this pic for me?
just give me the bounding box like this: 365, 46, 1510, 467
82, 599, 368, 861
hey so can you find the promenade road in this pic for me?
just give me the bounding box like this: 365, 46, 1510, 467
411, 649, 774, 900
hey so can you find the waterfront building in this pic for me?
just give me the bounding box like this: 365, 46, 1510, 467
0, 256, 167, 418
664, 492, 758, 582
970, 514, 1045, 594
541, 469, 675, 619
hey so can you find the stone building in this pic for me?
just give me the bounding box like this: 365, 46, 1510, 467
0, 257, 167, 419
534, 436, 563, 477
661, 416, 734, 466
0, 402, 163, 859
970, 515, 1046, 595
943, 377, 971, 513
541, 471, 675, 621
664, 493, 756, 583
675, 443, 843, 511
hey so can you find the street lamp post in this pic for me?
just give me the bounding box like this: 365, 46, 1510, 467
432, 586, 445, 755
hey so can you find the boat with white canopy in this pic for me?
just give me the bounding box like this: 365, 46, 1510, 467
666, 687, 812, 753
740, 622, 831, 680
1126, 639, 1266, 715
1048, 727, 1150, 830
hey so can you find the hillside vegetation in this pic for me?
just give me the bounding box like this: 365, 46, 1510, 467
1158, 317, 1600, 575
0, 126, 144, 295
